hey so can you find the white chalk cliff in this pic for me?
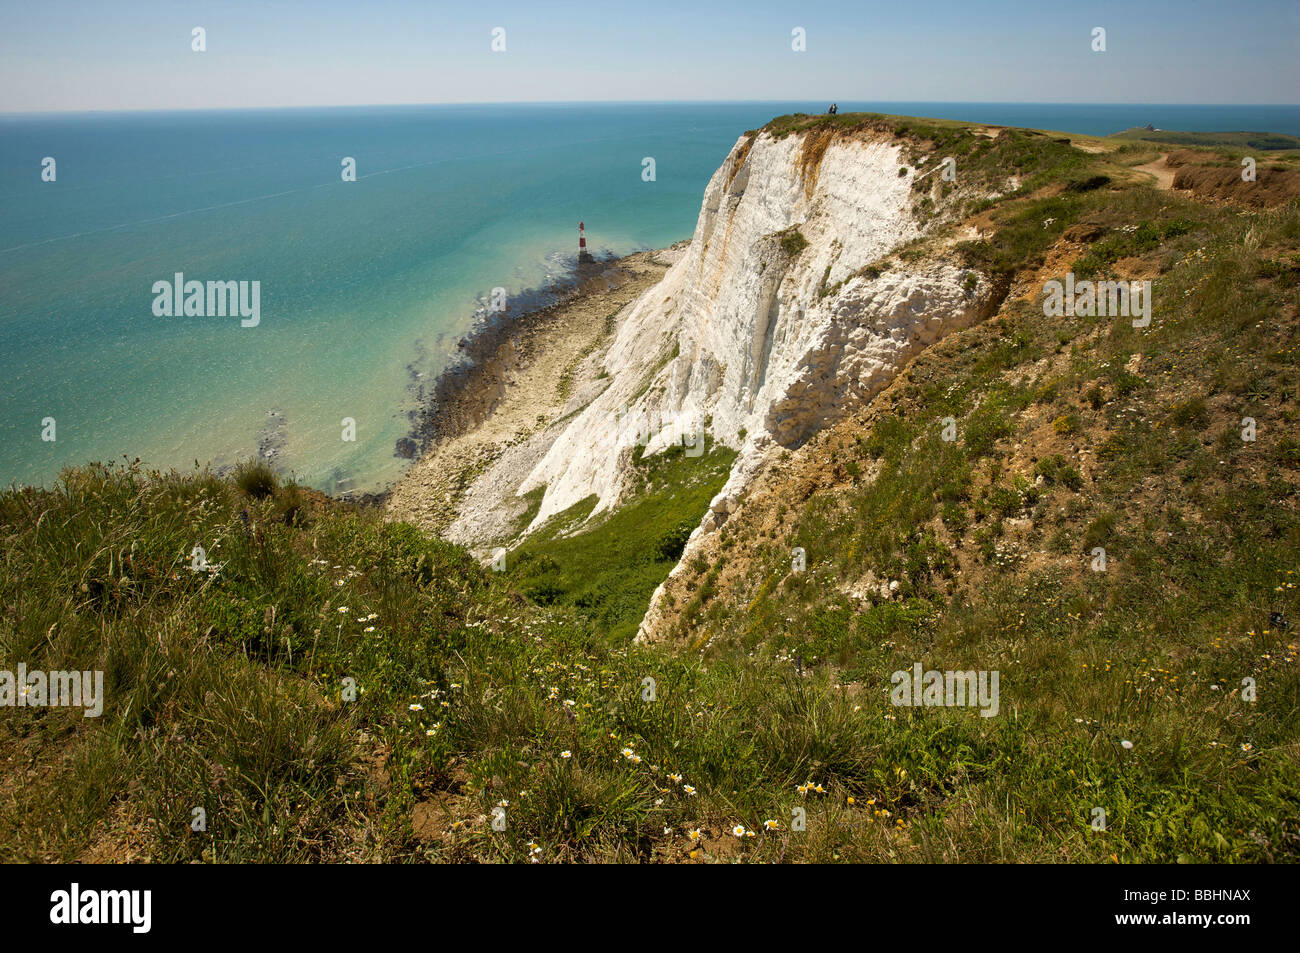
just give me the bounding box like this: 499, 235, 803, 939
503, 127, 998, 635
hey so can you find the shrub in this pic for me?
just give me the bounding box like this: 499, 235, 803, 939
1169, 396, 1210, 428
233, 460, 277, 499
988, 485, 1023, 517
1112, 371, 1144, 398
1052, 414, 1080, 435
1064, 174, 1111, 193
1083, 511, 1117, 550
1013, 473, 1040, 507
779, 228, 809, 257
654, 519, 697, 562
1035, 454, 1083, 490
1074, 217, 1198, 277
965, 405, 1016, 458
941, 501, 969, 535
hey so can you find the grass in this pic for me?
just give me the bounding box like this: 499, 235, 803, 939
2, 452, 988, 863
232, 459, 277, 499
1073, 218, 1199, 278
505, 441, 736, 641
0, 463, 481, 861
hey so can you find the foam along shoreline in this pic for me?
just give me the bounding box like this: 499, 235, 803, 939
384, 243, 688, 535
401, 250, 626, 455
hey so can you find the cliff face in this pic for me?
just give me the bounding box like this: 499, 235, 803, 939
520, 136, 983, 491
506, 126, 999, 635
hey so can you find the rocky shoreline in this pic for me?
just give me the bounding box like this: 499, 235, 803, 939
402, 252, 625, 453
383, 243, 686, 538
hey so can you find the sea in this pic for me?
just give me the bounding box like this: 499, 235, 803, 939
2, 101, 1297, 493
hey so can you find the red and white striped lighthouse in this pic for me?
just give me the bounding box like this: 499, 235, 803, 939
578, 221, 588, 257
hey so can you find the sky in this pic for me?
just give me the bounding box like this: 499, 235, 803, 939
0, 0, 1296, 113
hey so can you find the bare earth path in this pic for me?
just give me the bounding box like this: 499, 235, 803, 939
1134, 153, 1175, 190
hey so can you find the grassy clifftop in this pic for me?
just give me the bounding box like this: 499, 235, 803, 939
1108, 127, 1300, 151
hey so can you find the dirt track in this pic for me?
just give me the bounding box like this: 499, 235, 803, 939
1134, 154, 1175, 190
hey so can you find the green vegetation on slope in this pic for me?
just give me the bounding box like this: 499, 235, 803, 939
505, 441, 736, 641
0, 464, 482, 861
675, 171, 1300, 861
3, 455, 1036, 863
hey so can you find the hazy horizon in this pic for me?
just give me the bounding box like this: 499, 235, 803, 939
5, 98, 1300, 120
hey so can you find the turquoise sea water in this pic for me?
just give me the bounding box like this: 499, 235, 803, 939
3, 101, 1298, 492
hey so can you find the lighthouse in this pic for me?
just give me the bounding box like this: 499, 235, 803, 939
578, 221, 594, 264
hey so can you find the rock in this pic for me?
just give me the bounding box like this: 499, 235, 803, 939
1063, 223, 1107, 243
